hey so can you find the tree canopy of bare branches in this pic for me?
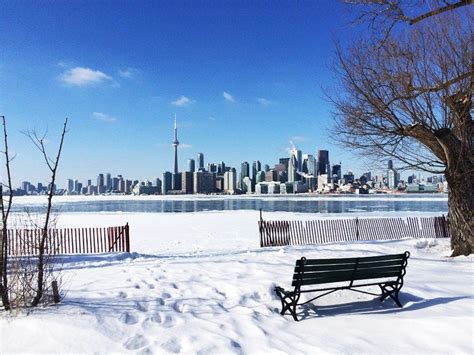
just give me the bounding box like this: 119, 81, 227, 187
333, 1, 473, 255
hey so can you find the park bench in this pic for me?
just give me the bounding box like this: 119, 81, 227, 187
275, 251, 410, 321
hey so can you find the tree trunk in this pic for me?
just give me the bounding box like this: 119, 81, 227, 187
445, 170, 474, 256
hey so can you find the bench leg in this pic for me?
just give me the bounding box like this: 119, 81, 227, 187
379, 283, 402, 307
275, 288, 301, 321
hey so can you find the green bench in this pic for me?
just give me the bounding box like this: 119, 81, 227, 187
275, 252, 410, 321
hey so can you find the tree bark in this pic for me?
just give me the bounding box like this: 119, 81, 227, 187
446, 171, 473, 256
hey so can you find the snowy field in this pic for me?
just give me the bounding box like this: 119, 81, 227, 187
1, 211, 472, 354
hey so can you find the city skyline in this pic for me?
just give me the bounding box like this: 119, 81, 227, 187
0, 2, 377, 186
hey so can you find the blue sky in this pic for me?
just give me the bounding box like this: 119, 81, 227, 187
1, 1, 379, 187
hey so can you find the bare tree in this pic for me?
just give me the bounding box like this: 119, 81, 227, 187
25, 118, 68, 306
332, 1, 473, 255
0, 116, 14, 310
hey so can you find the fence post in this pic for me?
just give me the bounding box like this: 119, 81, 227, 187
125, 223, 130, 252
356, 217, 359, 241
259, 209, 263, 247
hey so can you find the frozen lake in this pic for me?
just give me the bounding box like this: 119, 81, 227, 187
12, 194, 448, 214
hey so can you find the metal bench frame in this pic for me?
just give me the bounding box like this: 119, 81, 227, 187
275, 252, 410, 321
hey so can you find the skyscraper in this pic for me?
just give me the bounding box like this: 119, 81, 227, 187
288, 154, 297, 182
240, 161, 250, 188
252, 160, 261, 180
198, 153, 204, 171
188, 158, 196, 173
317, 150, 329, 175
172, 115, 180, 190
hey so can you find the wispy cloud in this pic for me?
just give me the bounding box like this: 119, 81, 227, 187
223, 91, 235, 103
172, 95, 195, 106
60, 67, 112, 87
180, 143, 193, 149
92, 112, 117, 123
208, 116, 217, 121
257, 97, 273, 106
117, 67, 138, 78
289, 135, 306, 142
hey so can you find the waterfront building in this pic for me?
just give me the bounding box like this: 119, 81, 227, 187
387, 160, 400, 189
279, 158, 289, 171
256, 170, 266, 183
198, 153, 204, 171
242, 176, 253, 193
106, 173, 112, 191
162, 171, 172, 195
193, 171, 216, 194
331, 163, 342, 182
182, 171, 194, 194
252, 160, 261, 181
291, 147, 302, 173
240, 161, 250, 188
265, 170, 278, 182
317, 150, 329, 175
188, 159, 196, 173
67, 179, 74, 193
97, 174, 105, 194
224, 168, 237, 193
288, 154, 297, 182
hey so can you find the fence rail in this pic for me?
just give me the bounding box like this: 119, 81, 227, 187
6, 224, 130, 256
258, 212, 449, 247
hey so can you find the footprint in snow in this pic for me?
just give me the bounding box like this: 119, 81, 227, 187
135, 301, 148, 312
118, 291, 127, 298
119, 312, 139, 325
149, 313, 162, 323
161, 337, 181, 353
123, 334, 148, 350
156, 298, 165, 306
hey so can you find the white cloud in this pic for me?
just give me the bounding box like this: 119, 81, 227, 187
171, 95, 194, 106
180, 143, 193, 149
117, 68, 137, 78
257, 97, 272, 106
223, 91, 235, 103
60, 67, 112, 87
289, 135, 306, 142
208, 116, 216, 121
92, 112, 117, 123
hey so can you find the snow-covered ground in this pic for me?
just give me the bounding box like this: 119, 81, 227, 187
1, 211, 472, 354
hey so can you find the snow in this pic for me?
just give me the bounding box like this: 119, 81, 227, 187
1, 211, 472, 354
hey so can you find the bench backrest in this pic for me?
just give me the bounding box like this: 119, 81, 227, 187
292, 252, 410, 287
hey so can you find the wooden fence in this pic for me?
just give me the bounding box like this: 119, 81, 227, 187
258, 213, 449, 247
6, 224, 130, 256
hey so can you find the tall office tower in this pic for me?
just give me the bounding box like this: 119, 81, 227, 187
118, 175, 125, 193
198, 153, 204, 170
126, 180, 133, 194
388, 159, 393, 170
67, 179, 74, 193
162, 171, 172, 195
264, 164, 270, 172
291, 147, 302, 172
288, 154, 298, 182
224, 168, 237, 193
387, 161, 399, 189
193, 171, 216, 194
240, 161, 250, 188
74, 179, 80, 194
97, 174, 105, 193
218, 161, 226, 175
188, 158, 196, 173
303, 154, 317, 176
332, 163, 342, 182
252, 160, 261, 180
279, 158, 289, 171
317, 150, 329, 175
181, 172, 194, 194
87, 179, 92, 187
112, 177, 119, 191
208, 163, 217, 173
172, 115, 180, 190
106, 173, 112, 191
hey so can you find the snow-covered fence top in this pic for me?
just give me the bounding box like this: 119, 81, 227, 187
6, 224, 130, 256
258, 215, 449, 247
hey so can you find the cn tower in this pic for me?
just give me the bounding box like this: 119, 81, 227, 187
172, 114, 179, 190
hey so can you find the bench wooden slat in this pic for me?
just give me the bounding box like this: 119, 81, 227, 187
293, 270, 402, 286
296, 253, 405, 266
294, 259, 406, 273
292, 266, 403, 282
